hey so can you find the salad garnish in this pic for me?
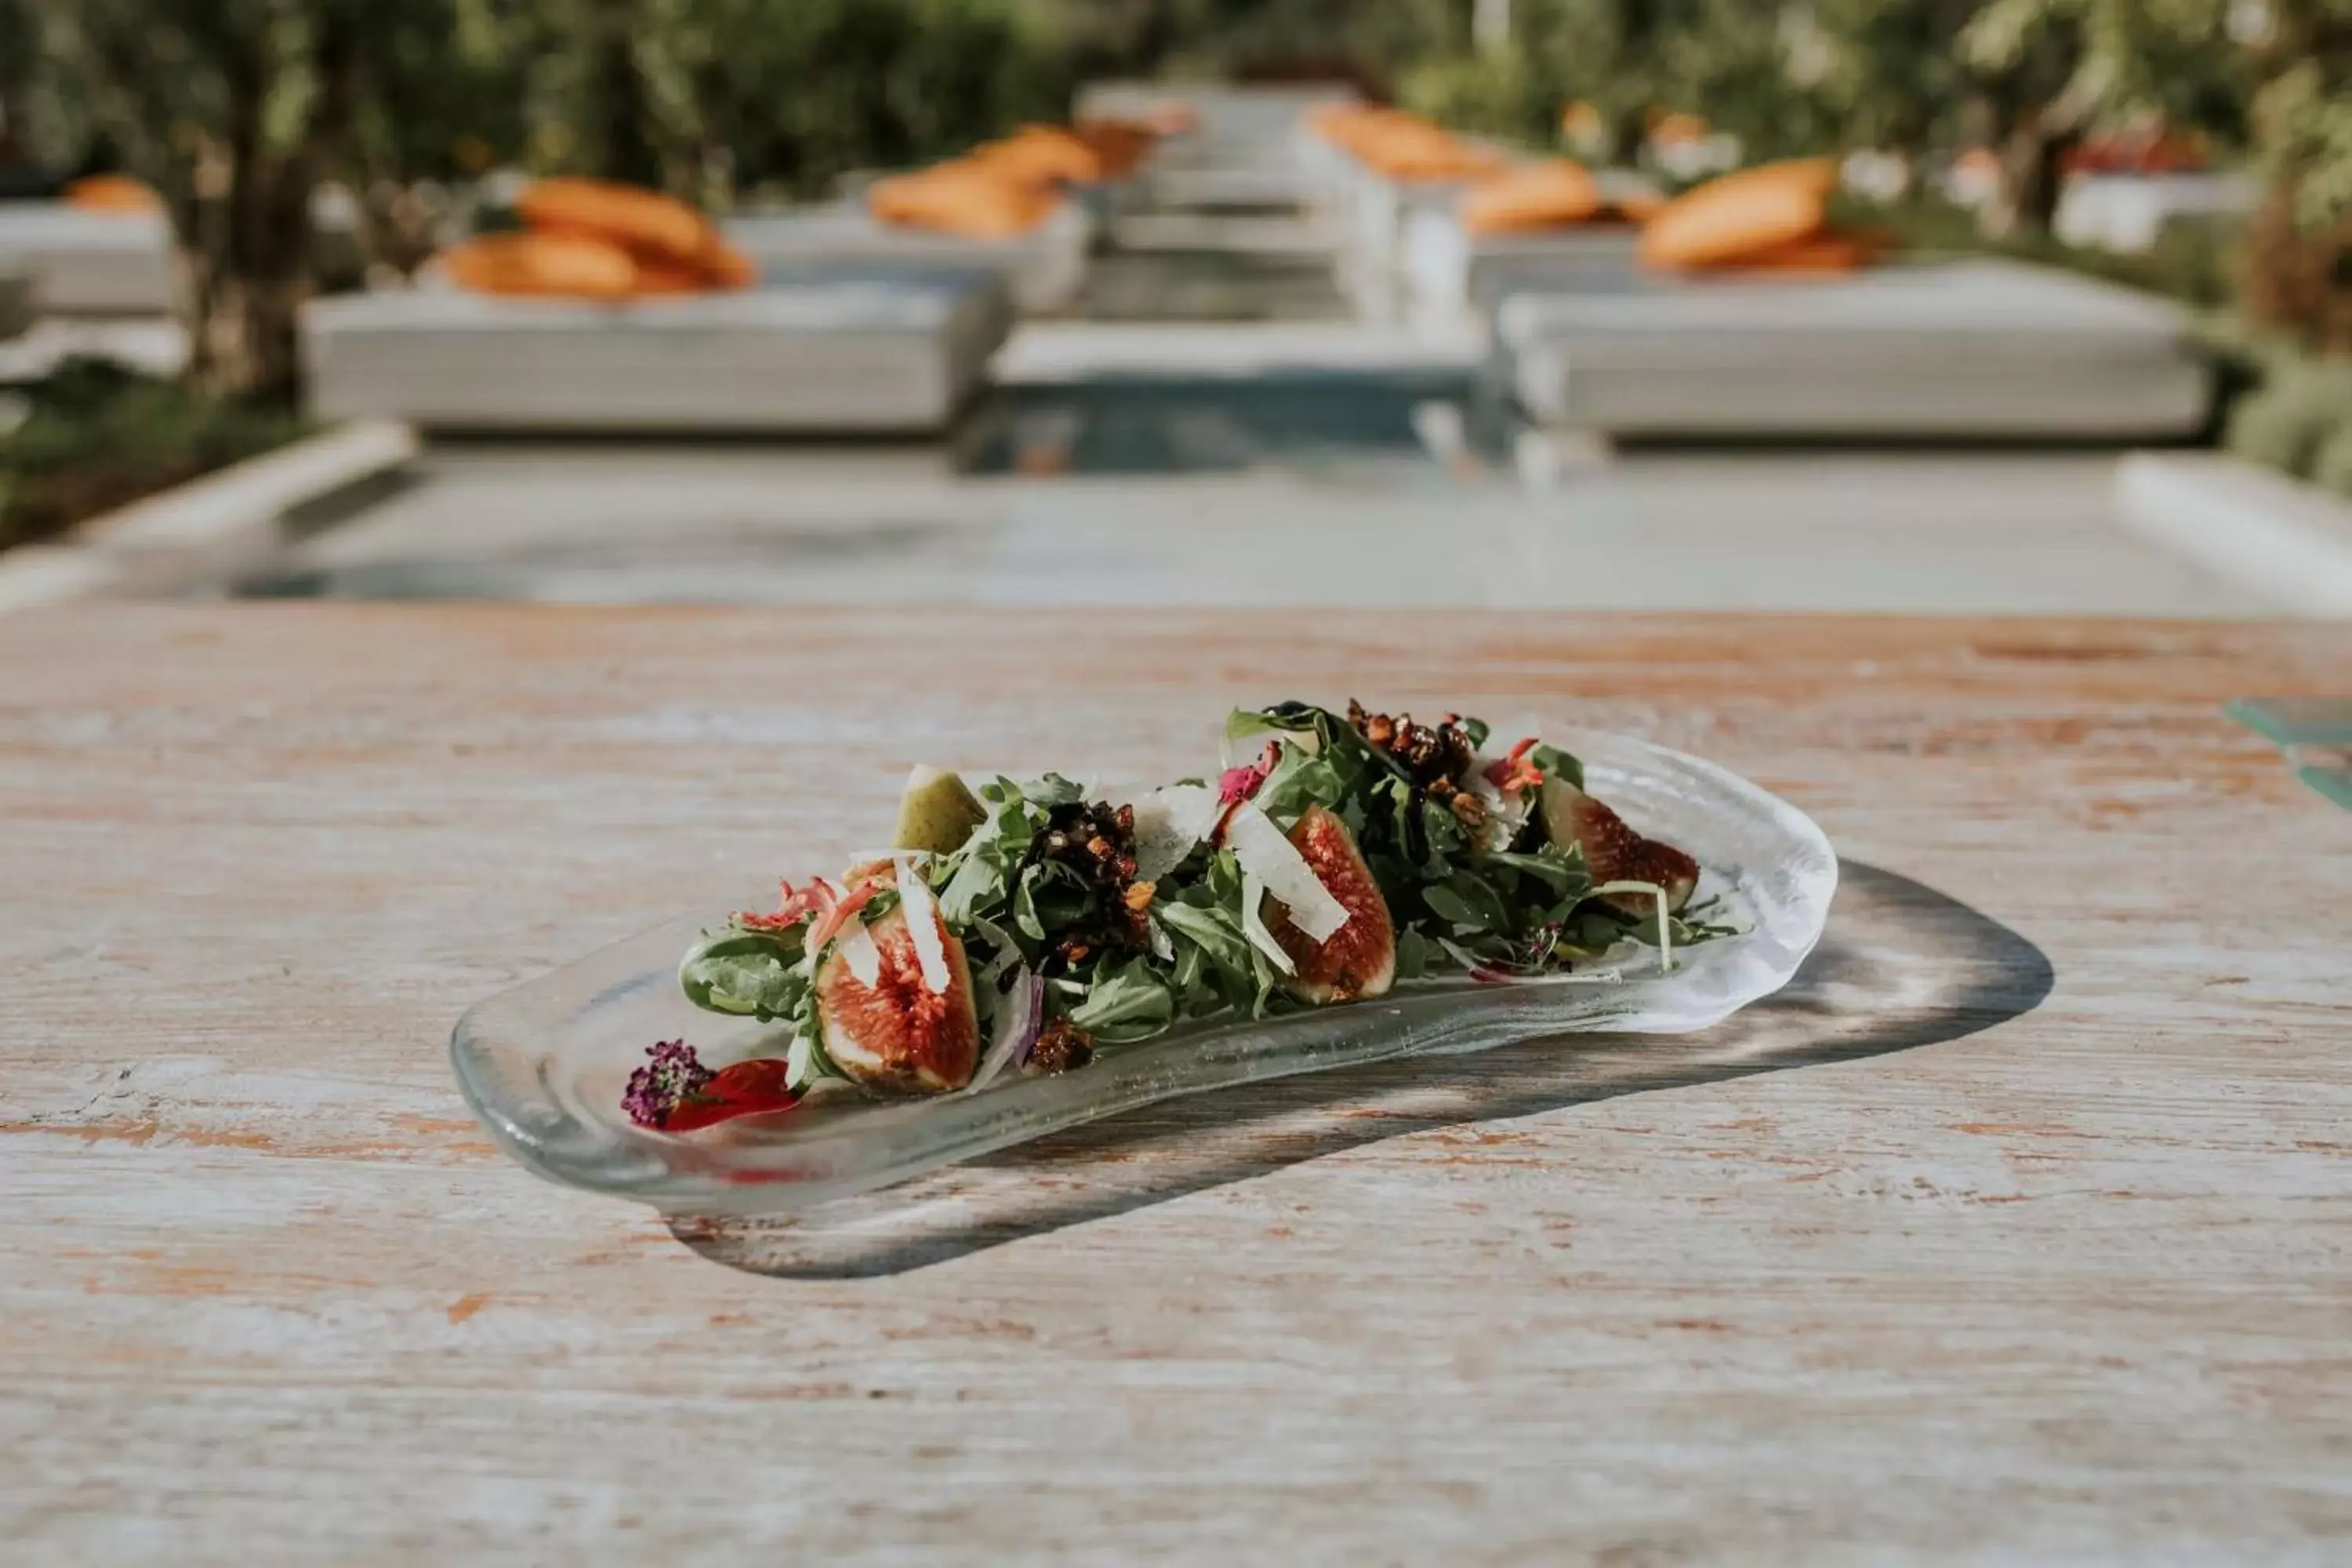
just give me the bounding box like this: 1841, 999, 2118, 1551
623, 701, 1738, 1133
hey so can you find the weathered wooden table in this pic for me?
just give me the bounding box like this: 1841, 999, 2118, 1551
4, 606, 2348, 1563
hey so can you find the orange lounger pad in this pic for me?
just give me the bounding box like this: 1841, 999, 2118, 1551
867, 165, 1063, 239
64, 174, 165, 214
439, 232, 641, 300
515, 178, 720, 269
1693, 228, 1892, 274
1073, 118, 1159, 178
971, 126, 1109, 186
1461, 161, 1603, 234
1639, 158, 1839, 270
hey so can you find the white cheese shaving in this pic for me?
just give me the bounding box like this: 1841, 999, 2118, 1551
1238, 871, 1296, 975
1462, 761, 1532, 851
896, 858, 952, 994
836, 919, 882, 986
1223, 801, 1349, 944
1125, 782, 1224, 882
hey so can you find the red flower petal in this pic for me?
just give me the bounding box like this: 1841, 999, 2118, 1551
663, 1058, 802, 1132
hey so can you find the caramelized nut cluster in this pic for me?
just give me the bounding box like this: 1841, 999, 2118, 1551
1033, 799, 1154, 967
1346, 700, 1490, 830
1026, 1017, 1095, 1076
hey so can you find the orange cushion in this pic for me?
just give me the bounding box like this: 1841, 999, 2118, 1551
699, 239, 756, 291
1305, 102, 1373, 141
1609, 189, 1668, 223
514, 178, 717, 268
866, 165, 1062, 238
1348, 117, 1507, 182
64, 175, 165, 214
626, 256, 727, 295
1145, 100, 1200, 136
440, 232, 640, 299
1074, 118, 1158, 178
1461, 161, 1603, 234
1639, 158, 1839, 270
1317, 107, 1420, 156
1694, 227, 1891, 274
971, 126, 1107, 186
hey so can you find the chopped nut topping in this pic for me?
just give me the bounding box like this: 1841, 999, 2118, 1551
1029, 797, 1152, 971
1027, 1018, 1094, 1075
1348, 699, 1477, 792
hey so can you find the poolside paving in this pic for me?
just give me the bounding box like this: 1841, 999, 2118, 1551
235, 441, 2266, 615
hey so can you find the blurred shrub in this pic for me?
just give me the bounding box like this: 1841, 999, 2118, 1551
2222, 352, 2352, 486
0, 360, 304, 551
1398, 52, 1552, 146
2311, 425, 2352, 500
1838, 191, 2241, 308
598, 0, 1080, 205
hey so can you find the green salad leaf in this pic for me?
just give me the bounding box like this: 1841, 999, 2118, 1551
671, 702, 1735, 1095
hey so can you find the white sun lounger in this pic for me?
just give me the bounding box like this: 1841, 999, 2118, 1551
0, 203, 180, 317
1399, 208, 1642, 323
1494, 258, 2210, 439
301, 274, 1013, 434
724, 201, 1090, 316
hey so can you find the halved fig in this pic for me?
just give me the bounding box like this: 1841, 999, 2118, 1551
1539, 777, 1699, 916
815, 902, 980, 1094
1265, 804, 1396, 1004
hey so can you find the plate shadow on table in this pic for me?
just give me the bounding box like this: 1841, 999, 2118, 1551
668, 861, 2052, 1280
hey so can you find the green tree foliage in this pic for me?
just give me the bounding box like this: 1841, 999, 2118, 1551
2238, 0, 2352, 350
1396, 0, 1814, 167
16, 0, 399, 401
1954, 0, 2245, 234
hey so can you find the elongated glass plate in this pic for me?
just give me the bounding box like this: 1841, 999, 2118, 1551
452, 731, 1836, 1216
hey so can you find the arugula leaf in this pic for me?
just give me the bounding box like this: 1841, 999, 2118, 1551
1443, 869, 1514, 933
1157, 898, 1256, 1000
1531, 744, 1583, 791
1484, 844, 1591, 897
938, 851, 1008, 927
1066, 957, 1177, 1042
1254, 746, 1345, 826
1025, 772, 1085, 809
680, 927, 808, 1020
1418, 881, 1486, 933
1011, 862, 1047, 942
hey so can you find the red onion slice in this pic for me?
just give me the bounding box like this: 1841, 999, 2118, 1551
969, 967, 1044, 1092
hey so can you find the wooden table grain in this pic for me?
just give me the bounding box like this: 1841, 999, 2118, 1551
3, 605, 2348, 1564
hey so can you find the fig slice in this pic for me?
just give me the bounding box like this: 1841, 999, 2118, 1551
1265, 804, 1396, 1004
1539, 777, 1699, 916
815, 902, 981, 1094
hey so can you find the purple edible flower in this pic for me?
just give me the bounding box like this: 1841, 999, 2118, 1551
622, 1039, 713, 1130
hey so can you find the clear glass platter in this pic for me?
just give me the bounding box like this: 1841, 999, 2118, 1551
452, 730, 1838, 1216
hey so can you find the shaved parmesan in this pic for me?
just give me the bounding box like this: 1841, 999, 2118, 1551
1223, 802, 1349, 944
835, 919, 882, 986
1238, 872, 1296, 975
1126, 782, 1224, 882
1463, 761, 1532, 851
896, 858, 952, 994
